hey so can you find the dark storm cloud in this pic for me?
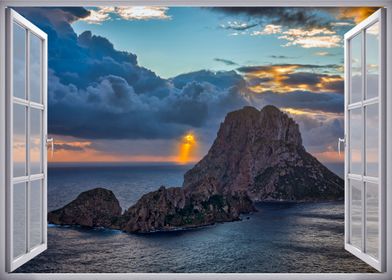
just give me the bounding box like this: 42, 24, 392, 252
259, 91, 343, 113
48, 68, 248, 140
16, 8, 251, 140
211, 7, 330, 29
214, 58, 238, 66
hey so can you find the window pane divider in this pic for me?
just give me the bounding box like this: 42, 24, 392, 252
12, 173, 44, 184
13, 97, 44, 109
347, 98, 379, 111
13, 97, 28, 106
25, 28, 31, 255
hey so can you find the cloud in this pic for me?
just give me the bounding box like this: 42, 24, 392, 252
335, 7, 379, 24
314, 51, 336, 57
80, 7, 114, 24
279, 33, 341, 48
250, 24, 341, 49
251, 25, 341, 48
220, 21, 257, 31
214, 58, 238, 66
331, 21, 353, 27
212, 7, 328, 30
214, 7, 378, 49
172, 70, 245, 90
259, 91, 343, 114
251, 24, 282, 35
212, 7, 378, 29
48, 68, 249, 140
237, 63, 341, 73
237, 63, 343, 91
116, 7, 171, 20
80, 6, 171, 24
268, 55, 297, 59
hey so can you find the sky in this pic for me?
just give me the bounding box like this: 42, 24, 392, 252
15, 6, 378, 167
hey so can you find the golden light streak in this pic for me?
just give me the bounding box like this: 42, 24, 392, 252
178, 133, 197, 165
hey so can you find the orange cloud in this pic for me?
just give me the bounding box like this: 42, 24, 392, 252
338, 7, 379, 24
240, 64, 343, 94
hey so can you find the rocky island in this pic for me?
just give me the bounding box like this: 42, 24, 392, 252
48, 105, 344, 233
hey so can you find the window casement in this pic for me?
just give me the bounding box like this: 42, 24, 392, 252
344, 9, 386, 272
5, 8, 48, 272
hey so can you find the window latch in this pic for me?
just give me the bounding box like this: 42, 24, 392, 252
338, 137, 345, 156
46, 137, 54, 158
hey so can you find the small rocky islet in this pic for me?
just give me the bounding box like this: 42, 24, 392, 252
48, 105, 344, 233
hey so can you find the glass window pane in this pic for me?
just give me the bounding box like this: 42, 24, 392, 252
13, 182, 26, 258
350, 33, 362, 103
366, 182, 379, 259
30, 33, 42, 103
350, 108, 362, 174
366, 104, 379, 177
351, 179, 362, 250
13, 104, 26, 177
13, 23, 26, 99
30, 108, 42, 174
30, 180, 43, 249
366, 23, 379, 100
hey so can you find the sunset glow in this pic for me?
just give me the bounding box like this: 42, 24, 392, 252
178, 133, 197, 164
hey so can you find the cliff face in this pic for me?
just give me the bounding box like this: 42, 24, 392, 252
48, 188, 122, 228
183, 105, 343, 201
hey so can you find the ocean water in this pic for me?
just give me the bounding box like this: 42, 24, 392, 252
16, 164, 375, 273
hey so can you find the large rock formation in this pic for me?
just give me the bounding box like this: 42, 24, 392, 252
48, 188, 122, 228
118, 184, 254, 233
48, 105, 343, 233
183, 105, 344, 201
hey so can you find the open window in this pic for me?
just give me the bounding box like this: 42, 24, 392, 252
5, 8, 48, 272
344, 8, 386, 272
1, 4, 389, 277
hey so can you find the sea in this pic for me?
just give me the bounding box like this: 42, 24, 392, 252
16, 162, 376, 273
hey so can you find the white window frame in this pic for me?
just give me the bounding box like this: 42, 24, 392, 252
344, 9, 386, 272
0, 1, 391, 280
5, 8, 48, 272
